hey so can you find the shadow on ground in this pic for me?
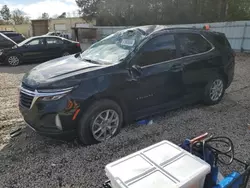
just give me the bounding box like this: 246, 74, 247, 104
0, 63, 38, 74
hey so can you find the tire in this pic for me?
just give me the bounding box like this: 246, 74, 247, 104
77, 99, 123, 145
6, 55, 21, 66
203, 76, 226, 105
62, 52, 70, 56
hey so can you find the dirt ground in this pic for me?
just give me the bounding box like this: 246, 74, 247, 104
0, 54, 250, 188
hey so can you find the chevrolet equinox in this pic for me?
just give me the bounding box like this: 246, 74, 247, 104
19, 25, 235, 145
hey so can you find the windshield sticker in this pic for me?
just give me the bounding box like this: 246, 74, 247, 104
121, 39, 135, 46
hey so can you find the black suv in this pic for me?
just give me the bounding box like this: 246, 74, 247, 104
19, 26, 235, 145
0, 33, 17, 50
0, 31, 26, 43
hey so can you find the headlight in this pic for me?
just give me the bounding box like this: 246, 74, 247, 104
37, 87, 75, 101
0, 51, 3, 56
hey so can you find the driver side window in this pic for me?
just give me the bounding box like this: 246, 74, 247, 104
137, 34, 177, 67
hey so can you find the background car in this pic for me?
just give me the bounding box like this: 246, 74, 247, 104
45, 31, 71, 39
0, 36, 82, 66
19, 26, 235, 145
0, 31, 26, 43
0, 33, 17, 50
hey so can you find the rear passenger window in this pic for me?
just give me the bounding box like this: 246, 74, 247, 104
213, 34, 231, 49
178, 33, 212, 56
46, 38, 63, 45
137, 34, 177, 66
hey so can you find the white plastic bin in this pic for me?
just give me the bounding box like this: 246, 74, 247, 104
105, 140, 211, 188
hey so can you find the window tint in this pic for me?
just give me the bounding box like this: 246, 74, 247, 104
178, 33, 212, 56
27, 39, 44, 46
0, 35, 6, 42
213, 34, 231, 48
137, 34, 177, 66
0, 36, 14, 47
5, 33, 19, 37
46, 38, 63, 45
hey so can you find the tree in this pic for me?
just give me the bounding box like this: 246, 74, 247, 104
76, 0, 100, 22
41, 12, 49, 19
58, 12, 66, 18
12, 9, 30, 24
76, 0, 250, 26
0, 5, 11, 22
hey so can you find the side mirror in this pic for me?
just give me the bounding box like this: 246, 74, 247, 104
132, 64, 143, 75
23, 44, 28, 48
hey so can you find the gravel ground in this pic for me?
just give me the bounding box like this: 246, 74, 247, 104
0, 54, 250, 188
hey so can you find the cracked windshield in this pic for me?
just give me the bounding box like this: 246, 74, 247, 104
0, 0, 250, 188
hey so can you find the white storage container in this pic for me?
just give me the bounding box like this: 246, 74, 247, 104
105, 140, 211, 188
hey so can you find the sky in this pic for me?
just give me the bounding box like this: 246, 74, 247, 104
0, 0, 79, 19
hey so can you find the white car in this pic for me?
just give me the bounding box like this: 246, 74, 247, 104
45, 31, 71, 39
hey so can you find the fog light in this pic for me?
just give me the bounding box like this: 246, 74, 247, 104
55, 115, 62, 130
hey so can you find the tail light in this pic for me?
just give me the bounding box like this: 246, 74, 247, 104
76, 43, 80, 47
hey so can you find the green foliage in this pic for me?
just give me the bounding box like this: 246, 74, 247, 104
41, 12, 49, 19
12, 9, 30, 25
58, 12, 66, 18
0, 5, 11, 22
0, 5, 30, 25
76, 0, 250, 25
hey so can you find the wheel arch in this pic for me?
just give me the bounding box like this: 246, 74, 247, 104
77, 94, 129, 126
218, 69, 229, 88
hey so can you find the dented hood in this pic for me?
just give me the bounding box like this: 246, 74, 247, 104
22, 55, 104, 88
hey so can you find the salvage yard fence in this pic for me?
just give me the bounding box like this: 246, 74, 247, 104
95, 20, 250, 52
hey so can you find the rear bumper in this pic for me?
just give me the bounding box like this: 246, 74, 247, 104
226, 61, 235, 88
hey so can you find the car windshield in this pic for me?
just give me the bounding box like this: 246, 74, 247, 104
80, 29, 146, 65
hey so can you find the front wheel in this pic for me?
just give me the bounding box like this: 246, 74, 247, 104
6, 55, 21, 66
77, 99, 123, 145
203, 76, 226, 105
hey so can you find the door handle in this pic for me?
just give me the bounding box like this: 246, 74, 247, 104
170, 64, 183, 72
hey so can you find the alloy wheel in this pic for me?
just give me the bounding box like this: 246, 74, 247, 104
8, 56, 20, 66
209, 79, 224, 101
91, 109, 119, 142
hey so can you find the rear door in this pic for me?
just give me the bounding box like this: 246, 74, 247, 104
44, 37, 64, 60
21, 38, 47, 62
176, 32, 220, 96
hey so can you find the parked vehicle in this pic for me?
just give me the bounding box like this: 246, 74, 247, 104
19, 25, 235, 145
45, 31, 71, 39
0, 33, 17, 50
0, 31, 26, 43
0, 36, 82, 66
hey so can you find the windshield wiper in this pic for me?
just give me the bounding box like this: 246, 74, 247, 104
81, 58, 100, 64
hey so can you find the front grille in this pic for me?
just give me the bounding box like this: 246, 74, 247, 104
20, 92, 34, 108
22, 83, 35, 91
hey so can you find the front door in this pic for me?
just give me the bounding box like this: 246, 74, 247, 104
22, 38, 46, 62
124, 33, 185, 117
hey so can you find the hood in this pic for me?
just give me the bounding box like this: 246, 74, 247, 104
22, 55, 105, 87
